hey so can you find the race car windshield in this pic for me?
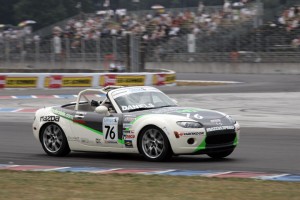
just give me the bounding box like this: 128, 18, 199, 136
114, 91, 177, 113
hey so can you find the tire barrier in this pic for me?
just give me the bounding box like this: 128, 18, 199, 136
0, 70, 176, 89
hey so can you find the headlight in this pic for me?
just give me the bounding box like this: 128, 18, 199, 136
176, 121, 203, 128
226, 115, 236, 124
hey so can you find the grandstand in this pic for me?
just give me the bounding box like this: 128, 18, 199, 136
1, 0, 300, 71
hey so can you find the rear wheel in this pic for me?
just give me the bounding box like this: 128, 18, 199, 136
40, 123, 70, 156
207, 149, 234, 159
138, 126, 172, 161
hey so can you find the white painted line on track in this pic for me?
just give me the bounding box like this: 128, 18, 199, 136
42, 167, 71, 171
150, 169, 177, 174
3, 165, 20, 168
11, 109, 22, 112
203, 171, 234, 177
257, 174, 290, 180
91, 168, 123, 173
177, 80, 243, 84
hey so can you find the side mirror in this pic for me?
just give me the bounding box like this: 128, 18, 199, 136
95, 106, 110, 116
171, 98, 178, 105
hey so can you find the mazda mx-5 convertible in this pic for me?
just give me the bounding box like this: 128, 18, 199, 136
33, 86, 240, 161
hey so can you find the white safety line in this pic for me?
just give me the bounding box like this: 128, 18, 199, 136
11, 109, 23, 112
1, 165, 20, 168
177, 80, 243, 84
41, 167, 71, 171
257, 174, 290, 180
148, 169, 177, 174
91, 168, 123, 173
203, 171, 234, 177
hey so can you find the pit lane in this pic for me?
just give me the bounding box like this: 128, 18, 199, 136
0, 73, 299, 174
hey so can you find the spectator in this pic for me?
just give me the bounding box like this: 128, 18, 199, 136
223, 0, 232, 14
198, 1, 205, 14
0, 0, 258, 56
291, 36, 300, 49
109, 60, 125, 72
53, 34, 62, 54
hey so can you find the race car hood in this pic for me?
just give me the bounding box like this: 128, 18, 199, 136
129, 107, 235, 126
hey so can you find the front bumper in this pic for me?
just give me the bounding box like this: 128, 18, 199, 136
191, 144, 236, 155
171, 124, 239, 155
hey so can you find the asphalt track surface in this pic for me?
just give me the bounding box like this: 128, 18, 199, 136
0, 73, 299, 174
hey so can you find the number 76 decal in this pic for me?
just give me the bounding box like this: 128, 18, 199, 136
104, 125, 116, 140
103, 117, 119, 141
182, 113, 203, 119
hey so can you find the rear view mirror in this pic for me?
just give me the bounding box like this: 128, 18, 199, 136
95, 106, 110, 116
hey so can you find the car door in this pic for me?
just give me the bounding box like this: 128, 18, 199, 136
101, 113, 124, 147
71, 110, 124, 148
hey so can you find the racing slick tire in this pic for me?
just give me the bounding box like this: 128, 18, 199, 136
138, 126, 172, 162
207, 149, 234, 159
40, 123, 70, 157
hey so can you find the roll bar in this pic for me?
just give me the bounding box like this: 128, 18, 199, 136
75, 86, 123, 111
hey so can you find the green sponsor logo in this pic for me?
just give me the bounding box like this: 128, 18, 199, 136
52, 109, 74, 120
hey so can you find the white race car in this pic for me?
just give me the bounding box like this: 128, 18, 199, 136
33, 86, 240, 161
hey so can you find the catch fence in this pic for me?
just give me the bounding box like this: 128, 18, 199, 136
1, 30, 300, 71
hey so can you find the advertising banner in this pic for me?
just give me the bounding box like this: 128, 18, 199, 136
165, 73, 176, 84
152, 73, 176, 85
100, 75, 145, 86
5, 77, 38, 88
1, 70, 175, 89
62, 77, 92, 87
115, 75, 145, 86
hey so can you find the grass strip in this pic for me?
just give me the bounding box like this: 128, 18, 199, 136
0, 170, 299, 200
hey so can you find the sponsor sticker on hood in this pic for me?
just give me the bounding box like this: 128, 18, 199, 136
206, 126, 235, 132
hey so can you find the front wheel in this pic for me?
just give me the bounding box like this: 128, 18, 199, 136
40, 123, 70, 156
138, 126, 172, 161
207, 149, 234, 159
